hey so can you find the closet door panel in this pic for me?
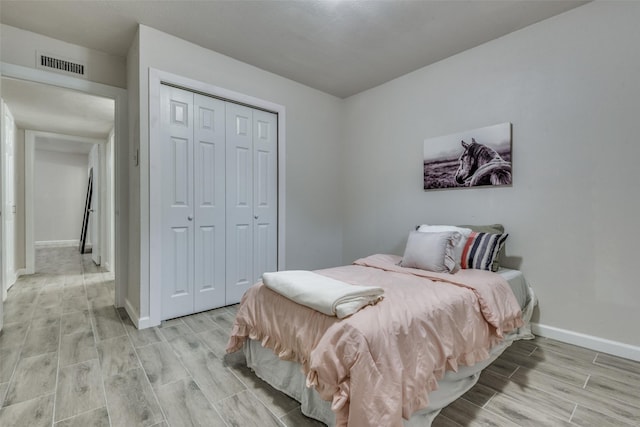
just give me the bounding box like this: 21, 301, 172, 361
168, 226, 191, 301
232, 223, 251, 286
226, 103, 254, 304
253, 110, 278, 283
194, 95, 226, 312
161, 85, 195, 319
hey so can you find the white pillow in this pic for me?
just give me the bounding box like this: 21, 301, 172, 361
417, 225, 472, 267
400, 231, 462, 273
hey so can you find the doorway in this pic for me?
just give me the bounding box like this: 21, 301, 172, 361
28, 132, 110, 271
0, 63, 127, 309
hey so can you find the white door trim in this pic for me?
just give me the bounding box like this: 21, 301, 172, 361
88, 143, 102, 266
1, 99, 16, 301
147, 68, 286, 328
25, 130, 105, 274
25, 131, 34, 274
2, 62, 128, 308
104, 129, 115, 272
0, 99, 3, 308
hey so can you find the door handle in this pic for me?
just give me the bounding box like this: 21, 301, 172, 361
254, 216, 258, 220
187, 215, 193, 221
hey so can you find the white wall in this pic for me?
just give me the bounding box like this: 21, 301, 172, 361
34, 149, 88, 243
127, 25, 344, 324
342, 1, 640, 348
0, 24, 126, 89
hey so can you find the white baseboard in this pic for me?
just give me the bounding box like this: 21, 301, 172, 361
124, 297, 140, 327
124, 297, 158, 330
136, 315, 153, 329
6, 270, 17, 290
4, 269, 26, 296
14, 268, 27, 287
532, 323, 640, 362
35, 240, 79, 248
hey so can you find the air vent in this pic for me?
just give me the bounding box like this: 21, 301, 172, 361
36, 52, 86, 77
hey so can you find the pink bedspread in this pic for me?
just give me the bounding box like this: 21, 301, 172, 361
227, 254, 523, 427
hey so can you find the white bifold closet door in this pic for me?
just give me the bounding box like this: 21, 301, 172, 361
160, 84, 277, 320
225, 104, 278, 303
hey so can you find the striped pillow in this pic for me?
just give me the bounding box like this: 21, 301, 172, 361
460, 232, 508, 271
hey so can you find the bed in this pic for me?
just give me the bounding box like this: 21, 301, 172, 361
227, 227, 535, 427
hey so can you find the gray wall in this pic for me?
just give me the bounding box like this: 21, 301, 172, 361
1, 24, 126, 89
129, 25, 345, 323
34, 149, 88, 242
341, 1, 640, 347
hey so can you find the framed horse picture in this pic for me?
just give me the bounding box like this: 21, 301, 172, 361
423, 122, 512, 190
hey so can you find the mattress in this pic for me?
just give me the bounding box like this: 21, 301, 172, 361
241, 268, 536, 426
497, 268, 529, 309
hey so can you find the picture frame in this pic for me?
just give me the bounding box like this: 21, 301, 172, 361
423, 122, 512, 191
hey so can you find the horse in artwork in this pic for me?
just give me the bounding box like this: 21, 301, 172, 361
454, 138, 512, 186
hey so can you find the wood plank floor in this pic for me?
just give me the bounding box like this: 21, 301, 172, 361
434, 336, 640, 426
1, 247, 639, 426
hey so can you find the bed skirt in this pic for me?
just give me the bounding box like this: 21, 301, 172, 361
243, 285, 536, 426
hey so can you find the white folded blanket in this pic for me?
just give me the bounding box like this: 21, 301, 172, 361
262, 270, 384, 319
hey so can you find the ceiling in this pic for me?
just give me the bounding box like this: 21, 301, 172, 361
34, 134, 98, 155
2, 77, 115, 141
1, 0, 588, 99
0, 1, 588, 150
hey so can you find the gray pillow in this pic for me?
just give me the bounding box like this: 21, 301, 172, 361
457, 224, 504, 234
416, 225, 472, 268
457, 224, 505, 271
400, 231, 461, 273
